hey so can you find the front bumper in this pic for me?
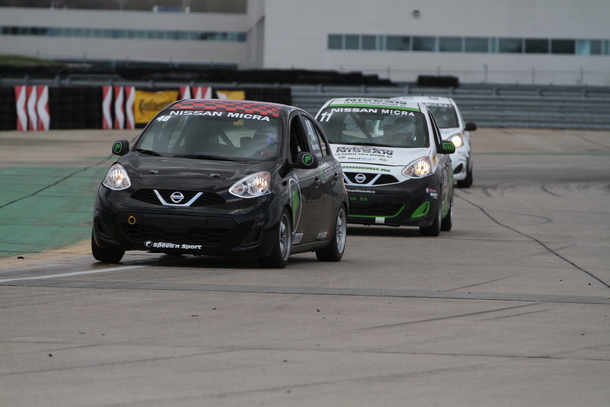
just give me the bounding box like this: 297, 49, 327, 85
92, 186, 281, 258
345, 176, 441, 227
451, 148, 470, 181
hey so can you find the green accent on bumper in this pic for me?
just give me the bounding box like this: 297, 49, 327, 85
411, 201, 430, 218
348, 205, 405, 219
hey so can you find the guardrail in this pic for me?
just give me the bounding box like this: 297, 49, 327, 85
291, 84, 610, 130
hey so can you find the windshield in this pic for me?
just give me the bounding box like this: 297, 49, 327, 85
425, 104, 459, 128
134, 112, 282, 161
317, 108, 429, 148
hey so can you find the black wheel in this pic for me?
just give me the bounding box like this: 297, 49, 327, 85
91, 233, 124, 263
420, 206, 441, 237
457, 166, 473, 188
441, 194, 453, 232
316, 204, 347, 262
258, 208, 292, 268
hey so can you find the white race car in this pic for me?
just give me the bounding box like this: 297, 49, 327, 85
316, 97, 456, 236
391, 96, 476, 188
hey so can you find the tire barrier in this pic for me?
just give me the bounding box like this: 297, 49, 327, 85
417, 75, 460, 88
0, 85, 292, 130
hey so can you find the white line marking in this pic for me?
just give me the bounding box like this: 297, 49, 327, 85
0, 265, 143, 283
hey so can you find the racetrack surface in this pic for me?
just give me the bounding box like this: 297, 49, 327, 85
0, 128, 609, 406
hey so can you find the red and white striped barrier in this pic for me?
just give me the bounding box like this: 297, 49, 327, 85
113, 86, 125, 130
180, 86, 212, 100
14, 86, 50, 131
36, 86, 50, 131
102, 86, 113, 129
124, 86, 135, 129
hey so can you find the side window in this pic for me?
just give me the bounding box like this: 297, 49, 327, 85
428, 113, 443, 149
302, 116, 325, 159
288, 115, 309, 162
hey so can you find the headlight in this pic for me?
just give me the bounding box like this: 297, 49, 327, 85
103, 163, 131, 190
450, 133, 463, 148
229, 171, 271, 198
402, 157, 432, 178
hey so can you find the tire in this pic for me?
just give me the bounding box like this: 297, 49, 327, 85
258, 208, 292, 268
420, 206, 441, 237
441, 194, 453, 232
91, 233, 125, 263
457, 166, 473, 188
316, 204, 347, 262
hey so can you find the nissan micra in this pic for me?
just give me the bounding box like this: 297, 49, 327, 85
316, 98, 455, 236
92, 99, 348, 267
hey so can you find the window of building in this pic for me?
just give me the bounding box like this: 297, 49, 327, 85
551, 39, 575, 54
412, 36, 436, 52
328, 34, 343, 50
464, 37, 488, 53
525, 38, 549, 54
439, 36, 462, 52
499, 38, 523, 53
386, 35, 410, 51
362, 35, 376, 50
345, 34, 360, 50
577, 39, 602, 55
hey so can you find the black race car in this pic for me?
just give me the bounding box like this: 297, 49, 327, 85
92, 99, 348, 268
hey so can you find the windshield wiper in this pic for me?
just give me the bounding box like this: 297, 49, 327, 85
134, 148, 162, 156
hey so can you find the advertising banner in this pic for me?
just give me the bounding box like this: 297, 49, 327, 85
134, 90, 179, 124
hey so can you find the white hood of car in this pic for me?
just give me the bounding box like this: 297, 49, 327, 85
331, 143, 431, 166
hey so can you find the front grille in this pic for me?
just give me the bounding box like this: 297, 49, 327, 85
349, 203, 404, 217
122, 223, 230, 246
344, 173, 399, 186
131, 189, 225, 207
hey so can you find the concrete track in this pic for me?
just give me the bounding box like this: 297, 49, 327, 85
0, 128, 609, 407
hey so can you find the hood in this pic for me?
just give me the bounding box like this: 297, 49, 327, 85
330, 143, 431, 167
119, 154, 276, 191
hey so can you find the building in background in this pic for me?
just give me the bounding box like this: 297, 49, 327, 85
1, 0, 609, 85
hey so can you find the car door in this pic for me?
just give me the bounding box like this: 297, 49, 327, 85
299, 115, 341, 240
286, 113, 322, 245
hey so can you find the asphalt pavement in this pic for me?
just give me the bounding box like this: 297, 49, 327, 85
0, 127, 609, 407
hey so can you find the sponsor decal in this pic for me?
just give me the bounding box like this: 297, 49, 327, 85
426, 187, 438, 198
301, 154, 314, 166
113, 141, 123, 154
343, 165, 391, 173
347, 188, 376, 194
163, 110, 271, 121
288, 178, 302, 233
335, 146, 394, 158
293, 233, 303, 244
316, 231, 330, 239
144, 241, 203, 250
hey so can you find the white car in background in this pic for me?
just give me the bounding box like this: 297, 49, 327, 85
392, 96, 476, 188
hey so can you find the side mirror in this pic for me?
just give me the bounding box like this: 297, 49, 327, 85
438, 140, 456, 155
465, 122, 477, 131
112, 140, 129, 156
292, 152, 319, 169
